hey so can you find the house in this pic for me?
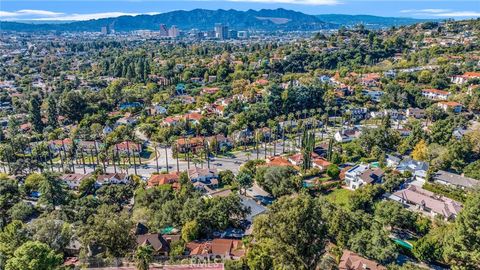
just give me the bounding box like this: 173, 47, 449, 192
339, 250, 386, 270
175, 136, 204, 153
264, 156, 294, 167
77, 141, 102, 152
240, 195, 267, 222
114, 141, 142, 154
188, 168, 219, 192
147, 171, 181, 189
347, 108, 368, 120
102, 126, 113, 135
60, 173, 90, 189
452, 127, 467, 140
345, 164, 384, 190
436, 101, 462, 113
136, 233, 180, 256
312, 158, 332, 172
206, 134, 232, 150
396, 158, 429, 182
202, 87, 220, 95
360, 73, 381, 87
95, 173, 129, 186
49, 138, 73, 152
287, 152, 320, 166
392, 185, 462, 220
363, 90, 385, 102
115, 114, 138, 126
334, 129, 361, 143
432, 170, 479, 189
150, 104, 167, 115
186, 239, 245, 260
386, 154, 401, 168
421, 89, 450, 100
451, 72, 480, 84
231, 128, 254, 143
184, 112, 204, 125
406, 108, 426, 119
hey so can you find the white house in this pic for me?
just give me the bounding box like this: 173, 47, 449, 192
345, 164, 384, 190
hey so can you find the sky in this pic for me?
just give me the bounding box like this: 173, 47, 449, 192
1, 0, 479, 21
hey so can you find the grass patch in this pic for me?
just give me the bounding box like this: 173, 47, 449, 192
325, 188, 352, 208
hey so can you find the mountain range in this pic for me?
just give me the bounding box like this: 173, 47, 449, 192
0, 8, 431, 32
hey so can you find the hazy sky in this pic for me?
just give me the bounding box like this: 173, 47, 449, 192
1, 0, 479, 21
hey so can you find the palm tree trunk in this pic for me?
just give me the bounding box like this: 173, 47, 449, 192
164, 145, 169, 173
154, 143, 159, 173
112, 149, 117, 173
81, 150, 86, 174
175, 145, 179, 172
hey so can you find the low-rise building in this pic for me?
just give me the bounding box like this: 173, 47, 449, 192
147, 171, 181, 189
186, 239, 245, 260
436, 101, 463, 113
392, 185, 462, 220
396, 158, 429, 182
422, 88, 450, 100
339, 250, 386, 270
345, 164, 384, 190
433, 170, 480, 189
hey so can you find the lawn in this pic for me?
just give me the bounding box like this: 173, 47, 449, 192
325, 188, 353, 208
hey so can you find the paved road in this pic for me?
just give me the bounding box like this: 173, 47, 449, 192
5, 128, 337, 177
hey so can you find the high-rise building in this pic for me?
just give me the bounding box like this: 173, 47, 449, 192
228, 30, 238, 39
237, 31, 248, 39
159, 24, 168, 37
214, 23, 228, 40
101, 26, 108, 35
168, 25, 180, 38
101, 25, 114, 35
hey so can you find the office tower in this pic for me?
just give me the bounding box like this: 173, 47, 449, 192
168, 25, 179, 38
159, 24, 168, 37
237, 31, 248, 39
214, 23, 228, 40
101, 26, 108, 35
228, 30, 238, 39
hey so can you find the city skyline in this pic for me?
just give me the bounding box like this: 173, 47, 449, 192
1, 0, 480, 21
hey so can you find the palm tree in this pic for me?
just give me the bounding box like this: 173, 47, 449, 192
153, 142, 159, 173
111, 149, 117, 173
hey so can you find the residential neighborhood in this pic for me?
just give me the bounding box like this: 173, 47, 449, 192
0, 7, 480, 270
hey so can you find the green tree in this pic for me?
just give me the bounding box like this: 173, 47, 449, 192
80, 205, 134, 257
46, 96, 58, 128
28, 217, 72, 252
181, 220, 199, 242
248, 194, 327, 270
218, 170, 235, 186
135, 244, 153, 270
59, 91, 87, 122
37, 172, 68, 211
235, 171, 253, 194
326, 164, 340, 179
7, 202, 35, 222
28, 94, 43, 133
0, 221, 29, 268
348, 223, 397, 264
78, 176, 96, 196
0, 178, 20, 226
256, 166, 300, 198
5, 241, 62, 270
444, 192, 480, 269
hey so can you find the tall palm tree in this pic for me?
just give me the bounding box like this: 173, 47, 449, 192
153, 142, 159, 173
111, 149, 117, 173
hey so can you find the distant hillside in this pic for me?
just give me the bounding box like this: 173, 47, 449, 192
316, 14, 430, 29
0, 9, 336, 32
